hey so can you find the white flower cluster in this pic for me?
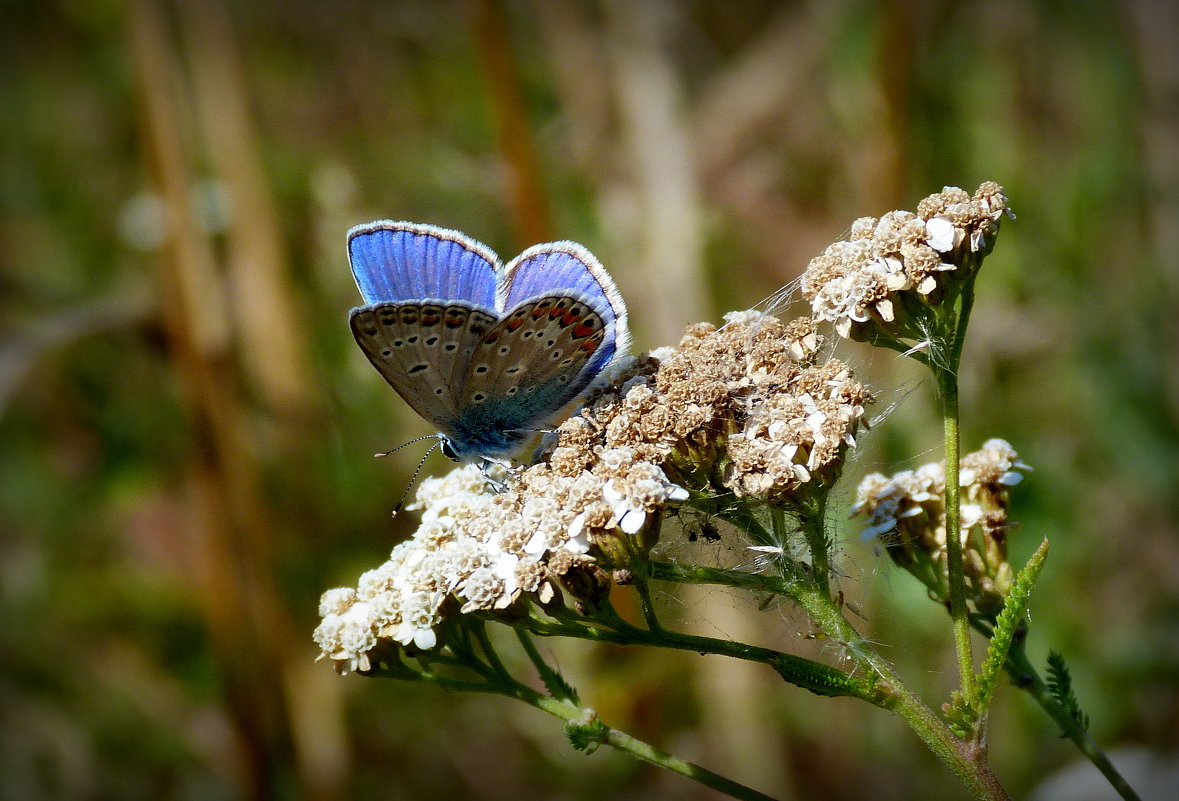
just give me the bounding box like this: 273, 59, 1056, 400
854, 462, 948, 543
852, 438, 1029, 612
800, 182, 1012, 339
314, 456, 687, 673
853, 438, 1028, 547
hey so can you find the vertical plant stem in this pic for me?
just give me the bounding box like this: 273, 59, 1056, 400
470, 620, 512, 683
939, 363, 976, 702
796, 498, 831, 597
936, 280, 980, 703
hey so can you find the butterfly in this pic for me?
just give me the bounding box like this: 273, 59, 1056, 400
348, 221, 630, 463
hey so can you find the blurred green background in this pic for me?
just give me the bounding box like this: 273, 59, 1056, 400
2, 0, 1176, 799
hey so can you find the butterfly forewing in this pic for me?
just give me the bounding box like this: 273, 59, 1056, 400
348, 222, 500, 307
350, 301, 496, 431
462, 294, 606, 426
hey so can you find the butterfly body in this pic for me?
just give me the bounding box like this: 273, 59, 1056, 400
348, 222, 629, 462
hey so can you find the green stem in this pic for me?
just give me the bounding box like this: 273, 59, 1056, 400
394, 646, 783, 801
529, 602, 875, 700
881, 677, 1011, 801
515, 628, 577, 702
470, 619, 513, 682
370, 633, 782, 799
788, 582, 1009, 801
935, 280, 978, 703
939, 363, 976, 702
795, 498, 831, 597
527, 694, 780, 801
649, 560, 787, 594
650, 561, 1008, 799
631, 570, 665, 633
716, 500, 774, 544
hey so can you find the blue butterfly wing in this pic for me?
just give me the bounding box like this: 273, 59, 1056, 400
442, 295, 608, 460
348, 221, 500, 307
500, 243, 630, 375
350, 301, 497, 434
346, 225, 630, 462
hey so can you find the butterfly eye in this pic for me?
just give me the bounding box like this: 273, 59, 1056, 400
440, 439, 459, 461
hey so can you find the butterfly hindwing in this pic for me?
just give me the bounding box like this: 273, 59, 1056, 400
349, 301, 496, 432
500, 243, 630, 366
348, 222, 500, 308
460, 294, 606, 427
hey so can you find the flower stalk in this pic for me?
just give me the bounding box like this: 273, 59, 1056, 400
938, 336, 977, 702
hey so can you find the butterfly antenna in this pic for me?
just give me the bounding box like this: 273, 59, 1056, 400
389, 439, 444, 518
374, 433, 443, 459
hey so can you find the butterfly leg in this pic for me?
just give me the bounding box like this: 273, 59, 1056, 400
477, 456, 516, 492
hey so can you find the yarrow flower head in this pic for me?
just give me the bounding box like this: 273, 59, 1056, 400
316, 310, 873, 672
552, 311, 872, 506
314, 454, 688, 673
852, 438, 1030, 616
800, 182, 1013, 343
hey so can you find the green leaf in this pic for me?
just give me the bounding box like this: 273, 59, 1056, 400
564, 710, 610, 754
1046, 651, 1091, 734
947, 538, 1049, 736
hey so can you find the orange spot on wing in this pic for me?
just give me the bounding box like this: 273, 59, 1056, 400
572, 323, 597, 338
